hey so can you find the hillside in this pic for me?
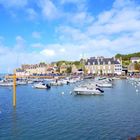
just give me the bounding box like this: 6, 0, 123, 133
115, 52, 140, 66
115, 52, 140, 61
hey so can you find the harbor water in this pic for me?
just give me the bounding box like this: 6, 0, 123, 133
0, 80, 140, 140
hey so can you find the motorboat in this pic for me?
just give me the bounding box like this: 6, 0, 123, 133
17, 80, 27, 85
33, 82, 51, 89
96, 82, 113, 88
27, 80, 34, 84
50, 80, 63, 86
58, 79, 70, 85
0, 82, 13, 86
73, 85, 104, 95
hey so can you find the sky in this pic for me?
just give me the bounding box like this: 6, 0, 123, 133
0, 0, 140, 72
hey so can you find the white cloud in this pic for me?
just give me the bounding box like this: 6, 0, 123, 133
113, 0, 135, 9
26, 8, 37, 20
39, 0, 60, 19
32, 31, 41, 39
16, 36, 25, 43
87, 0, 140, 36
57, 26, 88, 42
40, 49, 55, 56
14, 36, 26, 51
65, 12, 94, 26
54, 0, 140, 58
59, 48, 65, 52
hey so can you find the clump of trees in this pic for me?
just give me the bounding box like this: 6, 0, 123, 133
115, 52, 140, 61
134, 63, 140, 71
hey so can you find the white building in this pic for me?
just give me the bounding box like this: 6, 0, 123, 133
130, 57, 140, 63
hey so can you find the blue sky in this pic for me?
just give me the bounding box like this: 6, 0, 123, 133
0, 0, 140, 72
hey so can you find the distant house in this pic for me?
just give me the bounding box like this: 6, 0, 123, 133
60, 63, 67, 73
15, 69, 29, 76
128, 63, 140, 73
85, 56, 122, 75
71, 64, 78, 74
130, 57, 140, 63
21, 63, 48, 75
46, 67, 54, 74
71, 65, 84, 74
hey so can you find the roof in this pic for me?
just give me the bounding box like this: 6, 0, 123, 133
85, 57, 120, 65
47, 68, 54, 71
16, 69, 24, 72
130, 57, 140, 60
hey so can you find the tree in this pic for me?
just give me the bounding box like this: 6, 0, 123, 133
134, 63, 140, 71
100, 69, 103, 75
66, 66, 72, 73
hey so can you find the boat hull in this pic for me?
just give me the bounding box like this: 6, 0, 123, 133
74, 88, 103, 95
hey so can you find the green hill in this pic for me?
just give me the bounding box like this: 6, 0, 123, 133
115, 52, 140, 66
115, 52, 140, 61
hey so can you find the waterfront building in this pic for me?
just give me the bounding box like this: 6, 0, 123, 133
128, 63, 140, 73
71, 64, 78, 74
16, 63, 48, 75
130, 57, 140, 63
15, 69, 30, 76
128, 57, 140, 73
85, 56, 122, 75
16, 62, 59, 76
59, 63, 67, 73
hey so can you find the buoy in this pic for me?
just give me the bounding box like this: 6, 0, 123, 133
136, 89, 139, 92
61, 92, 64, 95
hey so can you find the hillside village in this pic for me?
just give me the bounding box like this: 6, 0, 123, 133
15, 52, 140, 76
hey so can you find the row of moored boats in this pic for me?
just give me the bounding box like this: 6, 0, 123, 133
73, 77, 113, 95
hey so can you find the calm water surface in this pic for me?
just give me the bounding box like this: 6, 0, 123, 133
0, 80, 140, 140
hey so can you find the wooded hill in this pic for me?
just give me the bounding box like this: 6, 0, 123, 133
115, 52, 140, 66
115, 52, 140, 61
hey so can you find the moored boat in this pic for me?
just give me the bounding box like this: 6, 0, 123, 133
33, 82, 51, 89
74, 85, 104, 95
0, 82, 13, 86
96, 82, 113, 88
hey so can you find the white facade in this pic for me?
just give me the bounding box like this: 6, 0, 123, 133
114, 64, 122, 75
131, 57, 140, 63
16, 71, 30, 76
